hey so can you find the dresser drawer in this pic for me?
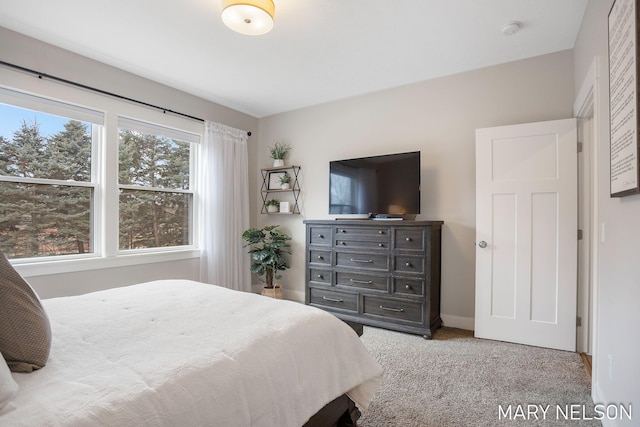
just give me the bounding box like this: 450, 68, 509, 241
363, 296, 423, 324
393, 277, 425, 297
309, 249, 331, 266
394, 255, 425, 275
394, 228, 426, 251
308, 226, 332, 246
335, 226, 390, 240
336, 271, 388, 292
336, 252, 389, 271
335, 239, 389, 250
309, 287, 358, 313
308, 268, 331, 285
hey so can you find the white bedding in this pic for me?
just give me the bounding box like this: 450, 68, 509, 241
2, 280, 382, 426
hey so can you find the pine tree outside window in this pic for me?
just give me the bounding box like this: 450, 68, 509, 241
117, 117, 198, 251
0, 88, 101, 259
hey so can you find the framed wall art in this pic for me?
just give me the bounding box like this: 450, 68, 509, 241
609, 0, 640, 197
268, 171, 286, 190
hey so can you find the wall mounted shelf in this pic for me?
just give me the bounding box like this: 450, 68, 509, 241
260, 165, 301, 214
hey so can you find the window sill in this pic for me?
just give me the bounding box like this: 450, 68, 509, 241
13, 249, 201, 278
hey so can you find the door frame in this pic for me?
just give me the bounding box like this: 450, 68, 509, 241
573, 58, 600, 384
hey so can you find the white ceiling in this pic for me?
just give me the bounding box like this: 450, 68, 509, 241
0, 0, 588, 118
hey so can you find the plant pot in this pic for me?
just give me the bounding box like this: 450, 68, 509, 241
280, 183, 290, 190
273, 159, 285, 167
261, 285, 283, 299
266, 205, 279, 213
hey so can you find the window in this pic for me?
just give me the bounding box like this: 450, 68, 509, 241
0, 86, 201, 267
0, 89, 102, 259
117, 117, 198, 250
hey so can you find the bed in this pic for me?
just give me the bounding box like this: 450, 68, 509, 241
0, 279, 382, 426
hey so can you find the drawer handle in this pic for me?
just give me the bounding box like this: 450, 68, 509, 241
405, 262, 412, 267
323, 296, 343, 303
378, 243, 384, 247
340, 241, 346, 245
340, 229, 346, 233
351, 279, 373, 285
405, 284, 412, 290
350, 258, 373, 264
378, 230, 384, 234
318, 234, 324, 238
380, 305, 404, 313
317, 255, 324, 260
405, 237, 412, 242
317, 274, 324, 279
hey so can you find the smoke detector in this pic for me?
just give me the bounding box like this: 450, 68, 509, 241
501, 21, 522, 36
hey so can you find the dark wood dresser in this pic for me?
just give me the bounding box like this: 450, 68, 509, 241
304, 219, 443, 338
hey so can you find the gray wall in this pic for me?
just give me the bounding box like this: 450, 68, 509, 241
574, 0, 640, 419
256, 50, 575, 328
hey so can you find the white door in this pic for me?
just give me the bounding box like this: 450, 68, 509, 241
475, 118, 578, 352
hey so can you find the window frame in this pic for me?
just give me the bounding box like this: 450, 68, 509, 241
116, 116, 200, 253
0, 88, 103, 261
0, 76, 203, 277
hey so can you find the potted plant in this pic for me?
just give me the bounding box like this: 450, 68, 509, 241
265, 199, 280, 213
242, 225, 291, 297
269, 140, 291, 167
279, 172, 291, 190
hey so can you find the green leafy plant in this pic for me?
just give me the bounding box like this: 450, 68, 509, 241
265, 199, 280, 207
269, 141, 291, 160
279, 172, 291, 185
242, 225, 291, 288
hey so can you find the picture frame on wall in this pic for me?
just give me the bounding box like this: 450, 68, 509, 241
268, 172, 286, 190
608, 0, 640, 197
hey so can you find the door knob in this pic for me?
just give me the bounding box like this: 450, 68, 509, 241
478, 241, 487, 248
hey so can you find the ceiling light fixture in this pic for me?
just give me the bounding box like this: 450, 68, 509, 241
500, 21, 522, 36
221, 0, 275, 36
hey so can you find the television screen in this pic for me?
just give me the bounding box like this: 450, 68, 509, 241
329, 151, 420, 218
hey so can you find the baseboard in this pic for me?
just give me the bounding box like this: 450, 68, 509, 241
441, 314, 474, 331
285, 288, 305, 303
592, 382, 628, 427
252, 284, 305, 303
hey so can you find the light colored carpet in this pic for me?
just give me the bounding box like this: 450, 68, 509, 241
358, 326, 599, 426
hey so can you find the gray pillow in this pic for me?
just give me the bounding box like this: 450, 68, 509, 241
0, 252, 52, 372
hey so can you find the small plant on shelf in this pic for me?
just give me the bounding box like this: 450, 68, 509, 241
242, 225, 291, 289
265, 198, 280, 213
279, 172, 291, 189
269, 140, 291, 167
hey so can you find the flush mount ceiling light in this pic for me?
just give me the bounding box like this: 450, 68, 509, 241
500, 21, 522, 36
221, 0, 275, 36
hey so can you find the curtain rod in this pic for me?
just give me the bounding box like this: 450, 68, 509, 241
0, 60, 252, 137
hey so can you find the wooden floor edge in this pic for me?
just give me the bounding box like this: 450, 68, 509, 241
580, 352, 592, 378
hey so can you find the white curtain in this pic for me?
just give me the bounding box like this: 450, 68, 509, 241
200, 121, 250, 292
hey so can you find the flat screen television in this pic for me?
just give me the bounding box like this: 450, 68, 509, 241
329, 151, 420, 219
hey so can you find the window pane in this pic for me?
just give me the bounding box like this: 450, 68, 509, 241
119, 189, 192, 250
0, 182, 92, 258
0, 104, 92, 182
118, 129, 190, 189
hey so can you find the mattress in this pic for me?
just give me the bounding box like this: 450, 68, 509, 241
2, 280, 382, 426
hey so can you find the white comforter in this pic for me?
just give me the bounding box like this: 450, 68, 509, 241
3, 280, 382, 426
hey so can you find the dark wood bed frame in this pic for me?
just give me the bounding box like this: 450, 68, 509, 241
303, 394, 360, 427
